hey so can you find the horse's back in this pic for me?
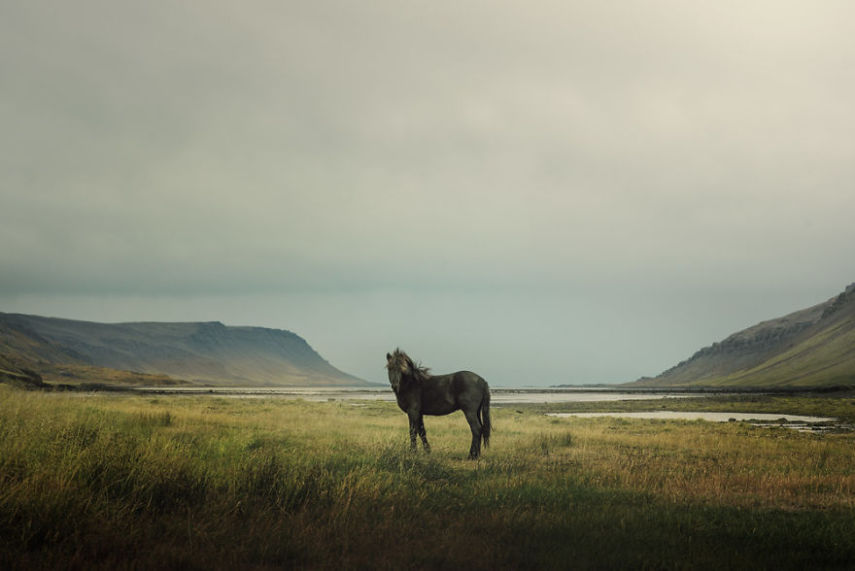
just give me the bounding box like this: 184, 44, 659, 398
420, 371, 488, 415
452, 370, 488, 391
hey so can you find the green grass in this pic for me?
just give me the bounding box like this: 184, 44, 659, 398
1, 386, 855, 569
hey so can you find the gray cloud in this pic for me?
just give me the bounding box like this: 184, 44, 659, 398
2, 1, 854, 383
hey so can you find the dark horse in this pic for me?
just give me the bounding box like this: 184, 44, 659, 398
386, 348, 491, 459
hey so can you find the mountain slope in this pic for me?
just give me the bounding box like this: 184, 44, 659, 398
0, 313, 367, 387
634, 284, 855, 388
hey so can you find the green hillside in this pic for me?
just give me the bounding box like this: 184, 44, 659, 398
633, 284, 855, 388
0, 313, 367, 387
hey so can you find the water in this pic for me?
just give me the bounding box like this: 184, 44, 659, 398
137, 386, 701, 404
547, 411, 835, 423
129, 387, 840, 429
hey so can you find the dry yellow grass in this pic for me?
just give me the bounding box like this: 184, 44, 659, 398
1, 385, 854, 569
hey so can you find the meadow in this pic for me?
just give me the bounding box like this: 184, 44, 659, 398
1, 385, 854, 569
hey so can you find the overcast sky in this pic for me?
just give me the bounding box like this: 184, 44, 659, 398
2, 1, 854, 386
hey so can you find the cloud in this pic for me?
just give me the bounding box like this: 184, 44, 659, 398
2, 1, 854, 382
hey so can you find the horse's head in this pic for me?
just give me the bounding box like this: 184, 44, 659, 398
386, 348, 432, 391
385, 348, 413, 392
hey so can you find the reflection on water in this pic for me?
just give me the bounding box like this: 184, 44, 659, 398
137, 386, 701, 404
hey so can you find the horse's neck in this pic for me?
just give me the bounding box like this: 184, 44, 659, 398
399, 373, 426, 393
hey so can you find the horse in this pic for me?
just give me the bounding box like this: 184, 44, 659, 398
385, 348, 491, 459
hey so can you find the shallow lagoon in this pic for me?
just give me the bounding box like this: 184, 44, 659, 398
547, 411, 835, 423
138, 386, 702, 404
138, 387, 838, 427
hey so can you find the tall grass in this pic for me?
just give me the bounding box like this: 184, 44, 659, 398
1, 385, 854, 569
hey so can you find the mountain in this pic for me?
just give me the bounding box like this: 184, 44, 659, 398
0, 313, 368, 387
633, 283, 855, 388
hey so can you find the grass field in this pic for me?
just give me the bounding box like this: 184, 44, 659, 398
2, 385, 854, 569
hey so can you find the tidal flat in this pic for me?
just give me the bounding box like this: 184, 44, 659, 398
1, 385, 854, 569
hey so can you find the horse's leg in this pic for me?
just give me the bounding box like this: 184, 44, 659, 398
407, 411, 419, 451
418, 416, 430, 452
463, 409, 483, 459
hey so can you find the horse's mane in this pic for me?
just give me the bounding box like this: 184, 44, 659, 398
387, 348, 431, 382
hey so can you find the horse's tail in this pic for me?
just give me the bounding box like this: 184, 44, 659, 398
480, 387, 491, 448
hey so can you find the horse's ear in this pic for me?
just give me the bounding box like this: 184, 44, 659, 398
386, 352, 392, 362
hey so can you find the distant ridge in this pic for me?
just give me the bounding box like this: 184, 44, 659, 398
0, 313, 368, 387
632, 283, 855, 388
